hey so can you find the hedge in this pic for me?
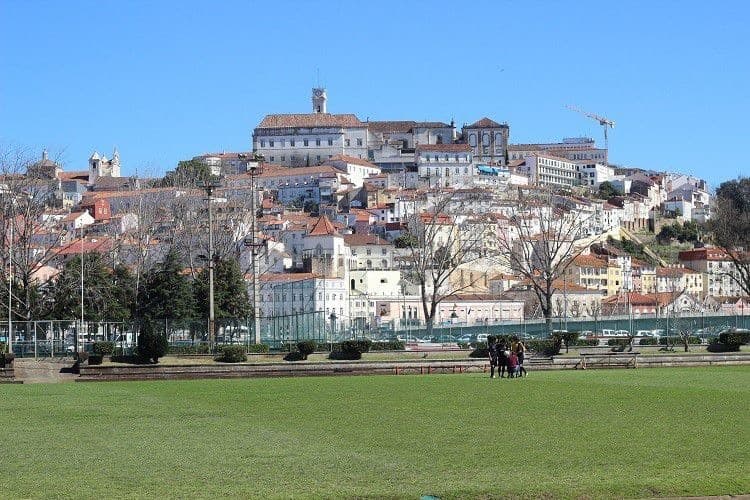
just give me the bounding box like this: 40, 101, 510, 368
297, 340, 317, 360
92, 341, 115, 356
527, 340, 560, 357
639, 337, 659, 345
216, 345, 247, 363
659, 336, 700, 345
369, 341, 405, 351
570, 338, 600, 347
469, 342, 489, 358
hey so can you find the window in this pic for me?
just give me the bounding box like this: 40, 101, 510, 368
316, 138, 321, 146
328, 139, 333, 146
290, 139, 295, 146
270, 156, 274, 162
260, 140, 266, 147
269, 140, 274, 147
316, 155, 321, 162
303, 139, 309, 146
345, 139, 351, 147
357, 138, 363, 146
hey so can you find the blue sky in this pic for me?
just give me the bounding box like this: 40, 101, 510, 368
1, 0, 748, 188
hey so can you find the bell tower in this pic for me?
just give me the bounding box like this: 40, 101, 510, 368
312, 88, 327, 113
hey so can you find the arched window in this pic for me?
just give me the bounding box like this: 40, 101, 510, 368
468, 134, 477, 147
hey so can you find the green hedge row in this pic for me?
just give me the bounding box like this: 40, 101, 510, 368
216, 345, 247, 363
659, 336, 700, 345
569, 338, 600, 347
92, 341, 115, 356
639, 337, 659, 345
527, 340, 560, 357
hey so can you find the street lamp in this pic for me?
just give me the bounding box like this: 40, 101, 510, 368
449, 306, 458, 342
197, 177, 223, 349
239, 153, 264, 345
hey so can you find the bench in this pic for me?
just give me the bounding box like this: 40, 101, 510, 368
579, 351, 639, 370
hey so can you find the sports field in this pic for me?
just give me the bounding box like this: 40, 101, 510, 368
2, 367, 748, 499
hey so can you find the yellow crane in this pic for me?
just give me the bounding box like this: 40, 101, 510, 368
566, 105, 615, 164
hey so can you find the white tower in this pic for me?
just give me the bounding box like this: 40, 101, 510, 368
312, 88, 327, 114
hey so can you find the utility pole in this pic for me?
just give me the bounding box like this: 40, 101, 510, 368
79, 225, 84, 353
239, 153, 264, 345
7, 215, 13, 353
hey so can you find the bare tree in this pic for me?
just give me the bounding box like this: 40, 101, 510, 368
710, 178, 750, 297
496, 189, 594, 335
1, 148, 69, 322
399, 191, 487, 337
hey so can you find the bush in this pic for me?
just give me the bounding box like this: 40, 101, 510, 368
137, 321, 168, 364
469, 342, 488, 358
570, 338, 600, 347
639, 337, 659, 345
1, 352, 14, 367
355, 339, 372, 353
247, 343, 269, 354
297, 340, 317, 360
369, 341, 405, 351
284, 351, 305, 362
457, 342, 470, 349
328, 349, 361, 360
216, 345, 247, 363
659, 336, 700, 345
527, 340, 560, 357
92, 341, 115, 356
88, 354, 104, 365
0, 342, 5, 354
75, 351, 89, 363
717, 332, 743, 352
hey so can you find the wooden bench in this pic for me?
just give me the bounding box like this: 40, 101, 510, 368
579, 351, 639, 369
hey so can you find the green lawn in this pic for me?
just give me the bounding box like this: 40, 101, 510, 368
2, 368, 749, 499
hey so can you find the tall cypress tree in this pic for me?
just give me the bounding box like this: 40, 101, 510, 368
137, 248, 195, 328
193, 257, 251, 320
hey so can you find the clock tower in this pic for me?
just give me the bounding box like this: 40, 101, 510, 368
312, 88, 327, 113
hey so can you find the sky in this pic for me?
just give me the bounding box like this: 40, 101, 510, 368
1, 0, 749, 188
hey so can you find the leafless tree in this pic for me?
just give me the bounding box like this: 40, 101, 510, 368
496, 189, 594, 335
1, 147, 69, 321
399, 191, 487, 337
710, 178, 750, 297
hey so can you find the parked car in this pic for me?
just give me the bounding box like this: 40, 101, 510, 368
614, 330, 630, 337
476, 333, 489, 343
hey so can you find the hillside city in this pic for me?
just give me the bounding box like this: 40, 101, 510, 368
1, 88, 747, 346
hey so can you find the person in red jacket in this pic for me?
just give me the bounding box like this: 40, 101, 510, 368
507, 351, 519, 378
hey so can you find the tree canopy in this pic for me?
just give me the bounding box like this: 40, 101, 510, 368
710, 177, 750, 296
137, 248, 196, 326
193, 257, 251, 319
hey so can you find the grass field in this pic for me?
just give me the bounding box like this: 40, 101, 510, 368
2, 367, 749, 499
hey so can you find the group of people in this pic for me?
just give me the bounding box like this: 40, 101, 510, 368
487, 335, 527, 379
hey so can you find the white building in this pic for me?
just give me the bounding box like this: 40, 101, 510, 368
574, 161, 616, 189
522, 153, 577, 189
88, 148, 121, 184
508, 137, 607, 163
416, 144, 474, 189
253, 88, 368, 167
324, 155, 381, 189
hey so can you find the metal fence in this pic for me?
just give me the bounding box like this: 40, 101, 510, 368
1, 311, 746, 357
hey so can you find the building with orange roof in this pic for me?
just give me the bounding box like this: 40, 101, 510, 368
252, 89, 369, 167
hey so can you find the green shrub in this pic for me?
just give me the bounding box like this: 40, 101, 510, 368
168, 344, 211, 355
137, 321, 168, 364
284, 351, 305, 361
355, 339, 372, 353
75, 351, 89, 363
88, 354, 104, 365
527, 340, 560, 357
297, 340, 317, 359
216, 345, 247, 363
469, 342, 488, 358
369, 341, 405, 351
1, 352, 14, 367
0, 342, 5, 354
570, 338, 600, 347
328, 349, 361, 360
92, 341, 115, 356
659, 336, 700, 345
247, 343, 269, 354
639, 337, 658, 345
718, 332, 743, 351
457, 342, 469, 349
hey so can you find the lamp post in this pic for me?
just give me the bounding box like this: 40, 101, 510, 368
7, 206, 13, 354
198, 177, 223, 349
78, 225, 84, 353
329, 312, 337, 343
449, 306, 458, 342
239, 153, 264, 345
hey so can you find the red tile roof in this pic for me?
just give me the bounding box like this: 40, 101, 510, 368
257, 113, 365, 129
308, 215, 338, 236
327, 155, 380, 168
464, 117, 508, 129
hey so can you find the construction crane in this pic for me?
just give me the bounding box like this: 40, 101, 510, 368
566, 105, 615, 164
